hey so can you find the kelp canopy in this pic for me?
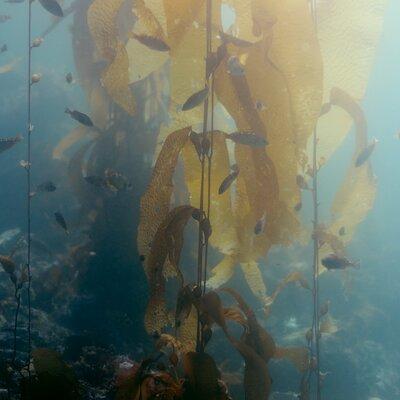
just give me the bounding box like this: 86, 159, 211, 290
47, 0, 386, 397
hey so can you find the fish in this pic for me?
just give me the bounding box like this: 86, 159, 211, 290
321, 254, 360, 271
39, 0, 64, 17
319, 300, 330, 318
355, 138, 378, 167
255, 100, 267, 111
54, 212, 69, 234
294, 202, 302, 212
218, 167, 239, 195
0, 44, 7, 54
65, 108, 94, 127
31, 37, 44, 48
182, 87, 209, 111
296, 175, 309, 190
0, 135, 21, 154
254, 213, 267, 235
84, 175, 107, 188
36, 181, 57, 193
131, 33, 170, 52
65, 72, 74, 84
226, 132, 268, 147
227, 56, 245, 76
338, 226, 346, 236
0, 15, 11, 23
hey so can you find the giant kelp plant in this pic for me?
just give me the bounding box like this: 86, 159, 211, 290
0, 0, 388, 399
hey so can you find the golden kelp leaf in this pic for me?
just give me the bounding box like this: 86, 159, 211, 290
183, 352, 221, 399
264, 0, 323, 150
320, 88, 377, 267
182, 132, 238, 256
231, 338, 272, 400
177, 305, 198, 353
274, 346, 309, 373
207, 255, 237, 289
53, 127, 95, 161
127, 0, 169, 84
155, 0, 221, 150
312, 0, 387, 162
101, 43, 136, 115
87, 0, 123, 60
138, 127, 191, 260
145, 205, 196, 334
88, 84, 111, 130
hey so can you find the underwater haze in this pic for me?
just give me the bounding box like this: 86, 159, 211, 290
0, 0, 399, 399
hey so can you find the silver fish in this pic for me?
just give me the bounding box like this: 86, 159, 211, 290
131, 33, 170, 52
227, 132, 268, 147
355, 138, 378, 167
321, 254, 360, 271
218, 168, 239, 195
65, 108, 94, 127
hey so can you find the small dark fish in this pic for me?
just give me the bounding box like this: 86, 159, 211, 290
338, 226, 346, 236
218, 168, 239, 195
227, 56, 245, 76
37, 180, 57, 193
227, 132, 268, 147
182, 87, 209, 111
0, 135, 21, 155
84, 175, 107, 188
0, 15, 11, 23
319, 300, 330, 318
296, 175, 309, 190
294, 202, 302, 212
254, 213, 267, 235
65, 72, 73, 84
54, 212, 69, 234
65, 108, 94, 127
355, 138, 378, 167
0, 44, 7, 53
321, 254, 360, 271
39, 0, 63, 17
131, 33, 170, 52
